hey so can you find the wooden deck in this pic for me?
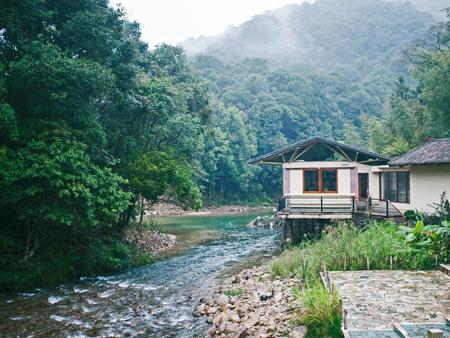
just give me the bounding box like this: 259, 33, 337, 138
278, 195, 403, 219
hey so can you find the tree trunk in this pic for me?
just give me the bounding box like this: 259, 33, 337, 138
23, 220, 44, 262
138, 195, 145, 228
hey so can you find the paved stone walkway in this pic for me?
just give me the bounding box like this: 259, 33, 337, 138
329, 270, 450, 330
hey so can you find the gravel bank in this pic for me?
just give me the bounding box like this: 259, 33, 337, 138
194, 266, 307, 338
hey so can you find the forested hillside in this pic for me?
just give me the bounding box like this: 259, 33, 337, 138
189, 0, 450, 202
0, 0, 208, 289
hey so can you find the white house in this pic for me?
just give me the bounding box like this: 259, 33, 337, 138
386, 138, 450, 213
248, 136, 450, 220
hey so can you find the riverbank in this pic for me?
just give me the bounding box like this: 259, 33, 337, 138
147, 201, 273, 217
124, 228, 177, 254
0, 213, 282, 337
195, 265, 306, 338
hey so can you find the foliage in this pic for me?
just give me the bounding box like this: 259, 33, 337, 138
399, 220, 450, 260
271, 221, 440, 280
293, 283, 342, 338
223, 288, 243, 297
362, 9, 450, 152
189, 3, 450, 202
0, 0, 208, 289
142, 219, 167, 234
272, 219, 447, 337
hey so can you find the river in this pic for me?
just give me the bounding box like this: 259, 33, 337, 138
0, 213, 282, 338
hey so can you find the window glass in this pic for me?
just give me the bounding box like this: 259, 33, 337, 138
388, 172, 397, 201
380, 171, 410, 203
380, 173, 387, 200
322, 170, 337, 192
397, 172, 409, 203
304, 171, 319, 192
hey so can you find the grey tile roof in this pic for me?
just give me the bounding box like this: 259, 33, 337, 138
389, 138, 450, 166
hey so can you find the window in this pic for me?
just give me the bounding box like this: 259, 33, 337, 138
380, 171, 409, 203
304, 169, 337, 193
304, 170, 319, 192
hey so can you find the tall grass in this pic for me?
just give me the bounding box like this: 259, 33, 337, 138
271, 220, 439, 337
271, 220, 437, 279
293, 282, 342, 338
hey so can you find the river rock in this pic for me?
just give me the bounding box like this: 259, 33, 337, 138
213, 313, 225, 326
290, 325, 308, 338
194, 304, 206, 316
216, 294, 229, 305
225, 322, 237, 333
259, 289, 273, 301
124, 229, 176, 254
202, 266, 300, 337
207, 306, 218, 315
274, 292, 283, 302
228, 310, 240, 323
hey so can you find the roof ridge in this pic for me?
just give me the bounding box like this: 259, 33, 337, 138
389, 138, 450, 166
248, 135, 391, 164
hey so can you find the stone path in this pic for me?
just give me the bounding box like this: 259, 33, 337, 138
329, 270, 450, 330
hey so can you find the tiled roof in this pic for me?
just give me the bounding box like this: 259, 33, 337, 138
389, 138, 450, 166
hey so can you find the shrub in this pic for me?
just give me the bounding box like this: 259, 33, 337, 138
293, 282, 342, 338
271, 220, 439, 280
224, 288, 243, 297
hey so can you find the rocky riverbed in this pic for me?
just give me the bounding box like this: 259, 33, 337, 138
194, 266, 307, 338
125, 229, 176, 254
147, 200, 273, 216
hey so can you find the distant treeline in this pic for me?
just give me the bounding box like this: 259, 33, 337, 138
189, 0, 450, 202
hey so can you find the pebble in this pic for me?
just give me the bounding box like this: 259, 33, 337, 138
195, 266, 302, 337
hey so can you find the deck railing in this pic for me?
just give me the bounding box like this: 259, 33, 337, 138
278, 195, 403, 218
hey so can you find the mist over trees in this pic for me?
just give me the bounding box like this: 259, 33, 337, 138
187, 0, 450, 201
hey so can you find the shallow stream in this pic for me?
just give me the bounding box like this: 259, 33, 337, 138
0, 213, 281, 337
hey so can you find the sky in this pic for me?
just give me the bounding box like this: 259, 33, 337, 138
110, 0, 308, 47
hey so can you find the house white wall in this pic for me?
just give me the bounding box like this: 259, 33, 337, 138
392, 165, 450, 213
283, 161, 376, 197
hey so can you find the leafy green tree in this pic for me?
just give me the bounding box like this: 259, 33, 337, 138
0, 139, 130, 261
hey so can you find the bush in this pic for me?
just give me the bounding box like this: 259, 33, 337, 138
271, 220, 439, 280
0, 236, 152, 291
293, 282, 342, 338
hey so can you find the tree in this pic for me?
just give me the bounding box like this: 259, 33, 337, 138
0, 138, 130, 261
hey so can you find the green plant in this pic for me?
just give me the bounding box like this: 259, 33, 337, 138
294, 282, 342, 338
224, 288, 243, 297
400, 220, 450, 260
143, 219, 167, 234
271, 220, 439, 280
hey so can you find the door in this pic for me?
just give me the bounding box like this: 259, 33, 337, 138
358, 173, 369, 200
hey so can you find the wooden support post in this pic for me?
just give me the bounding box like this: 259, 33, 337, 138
386, 200, 389, 217
344, 255, 347, 271
343, 309, 348, 330
320, 196, 323, 213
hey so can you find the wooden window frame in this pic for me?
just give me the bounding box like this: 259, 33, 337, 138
379, 171, 410, 203
303, 169, 338, 194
